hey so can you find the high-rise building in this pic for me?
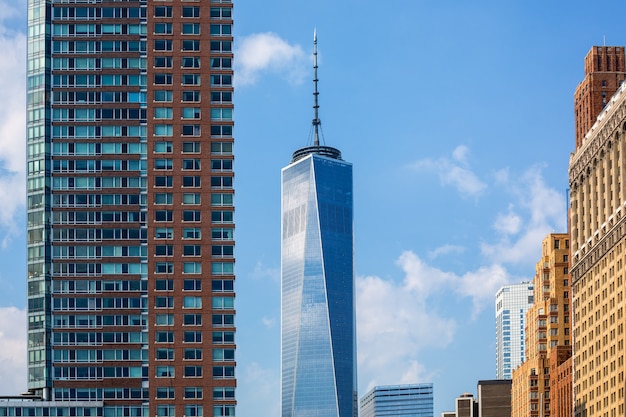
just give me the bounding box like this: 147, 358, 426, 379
570, 47, 626, 417
20, 0, 236, 415
574, 46, 626, 150
359, 384, 433, 417
495, 282, 534, 379
511, 233, 571, 417
441, 380, 511, 417
280, 34, 357, 417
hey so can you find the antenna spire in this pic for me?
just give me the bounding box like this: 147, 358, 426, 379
312, 28, 321, 146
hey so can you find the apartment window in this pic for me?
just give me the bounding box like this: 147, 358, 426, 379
210, 7, 232, 19
211, 211, 233, 223
554, 239, 560, 249
211, 228, 233, 240
211, 124, 233, 136
182, 23, 200, 35
211, 176, 233, 188
184, 279, 201, 291
213, 348, 235, 361
211, 91, 232, 103
212, 331, 234, 344
184, 245, 201, 256
212, 279, 234, 292
182, 74, 201, 85
211, 108, 233, 120
154, 159, 173, 170
154, 141, 172, 153
155, 245, 173, 256
156, 366, 174, 378
154, 193, 173, 205
156, 349, 174, 360
184, 405, 202, 417
154, 40, 172, 51
154, 6, 172, 17
210, 41, 232, 53
184, 387, 203, 399
156, 331, 174, 343
155, 279, 174, 291
182, 142, 201, 153
212, 314, 234, 326
184, 314, 202, 326
182, 125, 201, 136
154, 124, 173, 137
211, 194, 233, 206
183, 228, 201, 239
183, 210, 201, 222
183, 262, 202, 274
182, 176, 201, 187
212, 296, 234, 309
154, 108, 173, 120
154, 56, 172, 68
213, 387, 235, 400
184, 296, 202, 308
211, 262, 234, 275
183, 193, 201, 204
155, 297, 173, 309
154, 176, 172, 187
184, 349, 202, 360
212, 245, 233, 257
210, 74, 232, 87
182, 91, 200, 102
212, 366, 234, 379
182, 6, 200, 17
211, 142, 233, 154
182, 108, 201, 119
155, 314, 174, 326
182, 57, 201, 68
154, 73, 172, 85
211, 159, 232, 171
182, 40, 200, 52
184, 366, 202, 378
154, 91, 172, 103
155, 262, 173, 273
184, 331, 202, 343
156, 406, 174, 417
156, 387, 175, 399
210, 24, 231, 35
154, 23, 172, 34
155, 210, 173, 222
183, 159, 201, 170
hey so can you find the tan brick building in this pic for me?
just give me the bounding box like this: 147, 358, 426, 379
570, 48, 626, 417
511, 233, 571, 417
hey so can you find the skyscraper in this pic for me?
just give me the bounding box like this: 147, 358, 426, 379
570, 46, 626, 417
280, 34, 357, 417
510, 233, 571, 417
495, 282, 534, 379
360, 384, 434, 417
21, 0, 235, 415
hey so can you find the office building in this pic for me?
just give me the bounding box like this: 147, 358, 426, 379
280, 34, 357, 417
511, 233, 571, 417
496, 282, 534, 379
574, 46, 626, 149
20, 0, 236, 415
570, 47, 626, 417
441, 380, 511, 417
360, 384, 433, 417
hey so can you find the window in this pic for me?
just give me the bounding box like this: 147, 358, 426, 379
154, 6, 172, 17
183, 193, 201, 204
154, 124, 173, 137
154, 91, 172, 103
212, 262, 234, 275
154, 56, 172, 68
210, 24, 232, 35
182, 57, 201, 68
213, 387, 235, 400
210, 7, 232, 19
184, 366, 202, 378
155, 210, 173, 222
212, 366, 234, 379
156, 366, 174, 378
213, 348, 235, 361
154, 159, 173, 170
183, 159, 201, 170
184, 314, 202, 326
155, 262, 173, 273
182, 6, 200, 17
155, 245, 173, 256
211, 142, 233, 154
212, 245, 233, 257
184, 405, 202, 417
212, 331, 234, 344
154, 40, 172, 51
155, 314, 174, 326
554, 239, 560, 249
184, 279, 201, 291
182, 91, 200, 102
183, 262, 202, 274
154, 23, 172, 34
211, 211, 233, 223
211, 194, 233, 206
211, 176, 233, 189
182, 23, 200, 35
155, 297, 173, 308
183, 210, 201, 222
182, 142, 201, 153
184, 348, 202, 360
156, 387, 174, 399
185, 387, 203, 399
212, 280, 234, 292
154, 73, 172, 85
156, 279, 173, 291
156, 348, 174, 360
211, 108, 233, 120
211, 91, 233, 103
211, 228, 233, 240
156, 331, 174, 343
155, 176, 172, 187
182, 40, 200, 51
212, 296, 234, 309
184, 296, 202, 308
212, 314, 234, 326
184, 245, 201, 256
210, 41, 232, 53
184, 331, 202, 343
214, 406, 235, 417
211, 159, 233, 171
154, 193, 173, 205
154, 108, 173, 120
154, 227, 174, 239
210, 74, 232, 87
183, 176, 201, 187
182, 108, 201, 119
182, 74, 201, 86
182, 125, 201, 136
183, 228, 201, 239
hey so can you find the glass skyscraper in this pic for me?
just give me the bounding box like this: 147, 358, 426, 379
281, 144, 356, 417
19, 0, 236, 415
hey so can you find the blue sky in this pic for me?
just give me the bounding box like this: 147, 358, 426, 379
0, 0, 624, 414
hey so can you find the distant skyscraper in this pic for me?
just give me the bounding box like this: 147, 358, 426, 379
16, 0, 236, 415
360, 384, 434, 417
280, 33, 357, 417
495, 282, 534, 379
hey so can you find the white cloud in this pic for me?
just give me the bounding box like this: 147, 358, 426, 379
410, 146, 487, 197
250, 260, 280, 283
457, 264, 511, 319
427, 244, 465, 259
481, 165, 567, 265
235, 33, 307, 86
238, 362, 280, 417
0, 12, 26, 239
261, 316, 276, 328
0, 306, 26, 395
